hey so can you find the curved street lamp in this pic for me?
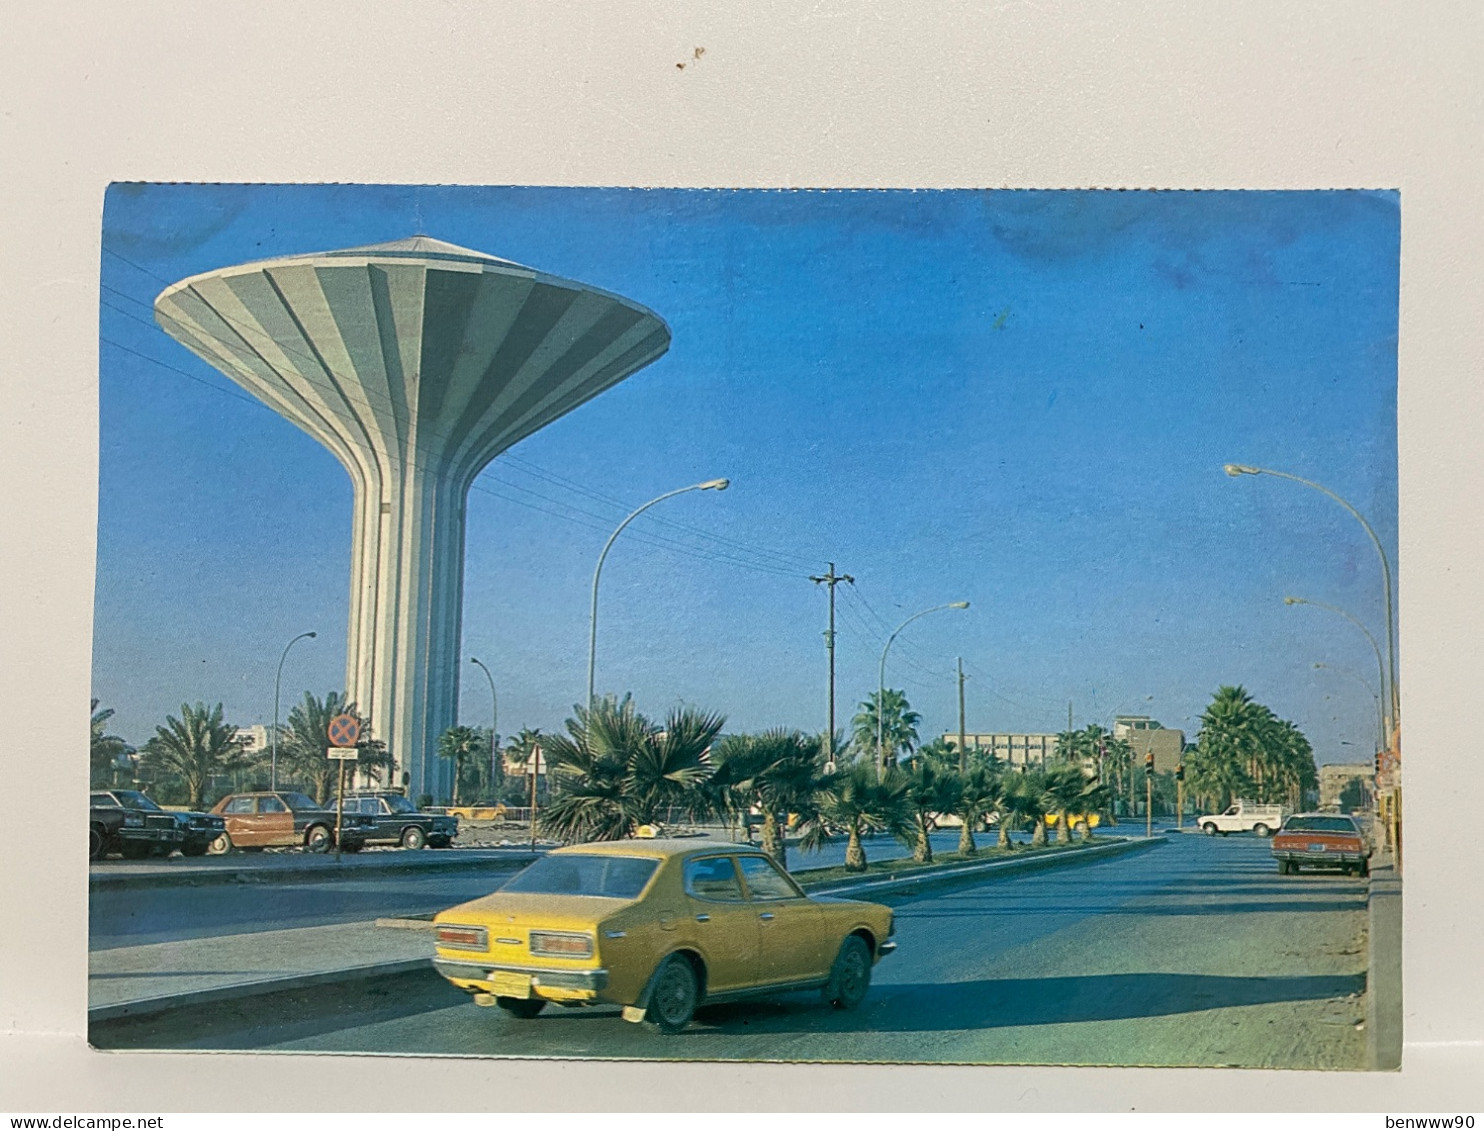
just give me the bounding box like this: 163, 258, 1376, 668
1284, 595, 1390, 737
1313, 661, 1385, 753
470, 656, 498, 793
877, 602, 969, 776
271, 630, 317, 791
588, 478, 730, 709
1224, 463, 1398, 730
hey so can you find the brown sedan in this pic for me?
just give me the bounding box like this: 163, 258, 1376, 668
208, 791, 372, 853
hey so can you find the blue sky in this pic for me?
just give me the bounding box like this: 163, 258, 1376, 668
95, 186, 1399, 763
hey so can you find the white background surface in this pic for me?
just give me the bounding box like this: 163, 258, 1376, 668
1, 0, 1480, 1111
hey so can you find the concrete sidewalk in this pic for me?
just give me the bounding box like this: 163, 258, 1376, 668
1366, 852, 1403, 1070
88, 919, 437, 1021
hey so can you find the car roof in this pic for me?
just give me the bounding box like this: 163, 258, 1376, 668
549, 839, 773, 860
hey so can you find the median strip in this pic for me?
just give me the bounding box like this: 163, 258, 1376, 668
88, 848, 541, 890
801, 836, 1165, 898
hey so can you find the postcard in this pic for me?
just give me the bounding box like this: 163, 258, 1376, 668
88, 184, 1399, 1070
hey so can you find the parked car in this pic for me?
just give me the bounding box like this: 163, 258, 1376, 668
325, 791, 459, 849
432, 839, 897, 1033
90, 789, 226, 857
1271, 813, 1372, 876
1196, 800, 1286, 837
207, 790, 373, 853
88, 794, 179, 859
89, 804, 148, 860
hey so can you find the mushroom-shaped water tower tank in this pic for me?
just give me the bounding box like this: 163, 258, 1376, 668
154, 237, 672, 800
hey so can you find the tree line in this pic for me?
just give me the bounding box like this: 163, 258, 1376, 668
89, 681, 1317, 839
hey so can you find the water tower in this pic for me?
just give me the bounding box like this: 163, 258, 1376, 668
155, 237, 671, 799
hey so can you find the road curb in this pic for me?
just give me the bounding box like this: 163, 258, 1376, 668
1365, 856, 1403, 1071
802, 835, 1166, 898
87, 958, 432, 1025
88, 851, 541, 891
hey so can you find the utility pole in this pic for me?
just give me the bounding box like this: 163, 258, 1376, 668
810, 563, 854, 766
957, 657, 968, 772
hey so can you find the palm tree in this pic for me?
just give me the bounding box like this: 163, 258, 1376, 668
437, 725, 486, 805
90, 699, 132, 784
802, 762, 911, 872
900, 758, 955, 863
278, 691, 370, 803
539, 696, 723, 842
710, 730, 830, 867
1017, 770, 1056, 846
947, 764, 999, 855
1189, 685, 1265, 810
851, 689, 921, 771
138, 702, 246, 808
1102, 735, 1135, 812
1043, 763, 1091, 844
1077, 779, 1113, 840
914, 737, 958, 770
994, 770, 1044, 849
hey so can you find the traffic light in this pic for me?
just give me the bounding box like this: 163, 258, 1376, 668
1175, 762, 1185, 782
1144, 752, 1155, 776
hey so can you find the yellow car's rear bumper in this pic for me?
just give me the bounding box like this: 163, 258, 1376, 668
433, 958, 609, 1002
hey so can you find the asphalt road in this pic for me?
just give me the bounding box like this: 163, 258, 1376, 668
93, 832, 1370, 1068
88, 827, 1068, 947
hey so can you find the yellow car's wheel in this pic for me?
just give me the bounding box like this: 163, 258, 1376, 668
649, 955, 700, 1034
823, 936, 872, 1010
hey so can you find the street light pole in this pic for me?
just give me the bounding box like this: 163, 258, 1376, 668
1225, 464, 1398, 731
1313, 662, 1386, 754
587, 478, 730, 710
470, 657, 498, 798
877, 602, 969, 778
271, 630, 317, 792
1284, 596, 1391, 738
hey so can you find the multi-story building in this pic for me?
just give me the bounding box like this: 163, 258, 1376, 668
234, 724, 272, 756
1114, 716, 1185, 775
944, 732, 1061, 769
1319, 762, 1374, 811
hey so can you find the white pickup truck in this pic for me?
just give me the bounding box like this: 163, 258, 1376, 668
1196, 801, 1286, 837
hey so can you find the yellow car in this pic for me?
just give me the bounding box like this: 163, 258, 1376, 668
432, 839, 897, 1033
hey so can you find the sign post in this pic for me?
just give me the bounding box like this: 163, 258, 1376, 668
527, 743, 544, 848
327, 714, 362, 862
1145, 752, 1155, 839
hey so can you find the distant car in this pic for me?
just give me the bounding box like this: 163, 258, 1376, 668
207, 790, 373, 853
90, 789, 226, 857
326, 791, 459, 850
1271, 813, 1372, 876
432, 839, 897, 1033
1196, 800, 1286, 837
88, 794, 180, 859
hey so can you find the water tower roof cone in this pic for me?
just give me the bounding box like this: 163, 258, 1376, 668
154, 237, 672, 799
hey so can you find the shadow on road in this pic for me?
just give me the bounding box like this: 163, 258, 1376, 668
679, 969, 1366, 1036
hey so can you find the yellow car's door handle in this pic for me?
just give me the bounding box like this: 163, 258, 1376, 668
759, 912, 776, 921
695, 914, 711, 923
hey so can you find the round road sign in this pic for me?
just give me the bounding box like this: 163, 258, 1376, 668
327, 713, 361, 746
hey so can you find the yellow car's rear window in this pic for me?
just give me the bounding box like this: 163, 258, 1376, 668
501, 854, 659, 898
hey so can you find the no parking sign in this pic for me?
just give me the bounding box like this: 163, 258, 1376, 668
327, 713, 361, 748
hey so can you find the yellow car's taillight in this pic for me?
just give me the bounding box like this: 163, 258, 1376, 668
529, 930, 594, 958
435, 924, 488, 950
